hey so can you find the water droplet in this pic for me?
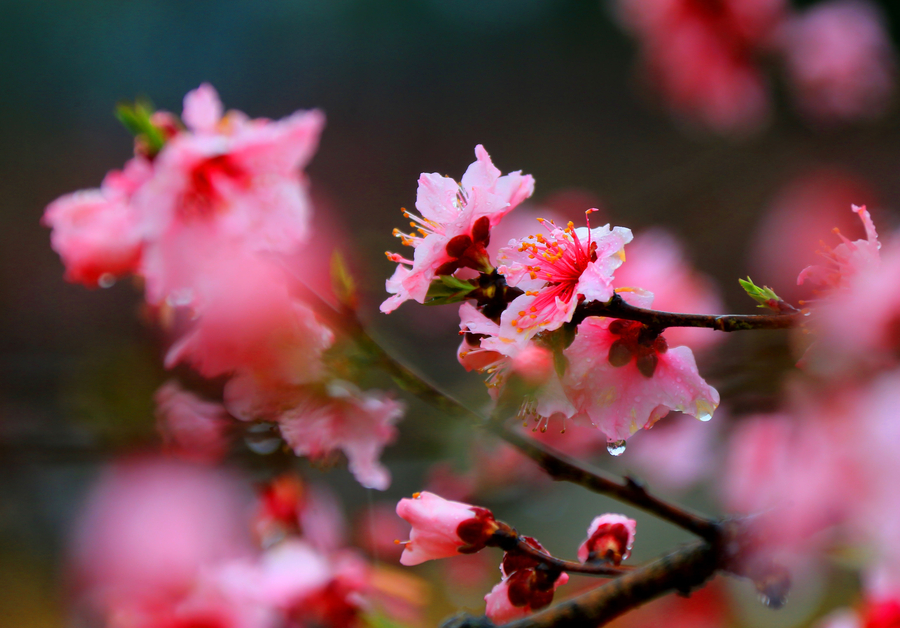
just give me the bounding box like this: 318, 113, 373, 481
607, 440, 626, 456
98, 273, 116, 288
698, 412, 713, 422
166, 288, 195, 307
758, 593, 787, 609
244, 422, 282, 455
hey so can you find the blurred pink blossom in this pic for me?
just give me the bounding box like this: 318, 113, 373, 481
264, 382, 403, 491
69, 459, 255, 622
43, 157, 150, 287
154, 381, 232, 463
166, 253, 334, 393
780, 0, 896, 123
136, 85, 324, 308
614, 0, 786, 134
749, 171, 876, 302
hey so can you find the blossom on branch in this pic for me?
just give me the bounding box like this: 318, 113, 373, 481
381, 145, 534, 313
395, 491, 499, 566
562, 291, 720, 443
485, 536, 569, 623
578, 514, 637, 565
496, 213, 632, 343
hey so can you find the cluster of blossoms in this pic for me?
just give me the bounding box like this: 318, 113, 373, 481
383, 147, 719, 451
69, 461, 414, 628
45, 84, 403, 489
721, 204, 900, 616
395, 491, 636, 624
613, 0, 896, 134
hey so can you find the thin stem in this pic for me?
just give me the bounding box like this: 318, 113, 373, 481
493, 426, 720, 542
507, 534, 632, 577
499, 542, 720, 628
574, 293, 799, 332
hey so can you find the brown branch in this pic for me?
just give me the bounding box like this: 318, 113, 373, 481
492, 426, 720, 542
574, 292, 799, 332
505, 533, 633, 577
498, 541, 720, 628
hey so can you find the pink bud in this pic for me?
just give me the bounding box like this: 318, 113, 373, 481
395, 492, 497, 566
577, 514, 637, 565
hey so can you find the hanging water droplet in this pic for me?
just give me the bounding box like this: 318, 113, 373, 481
757, 592, 786, 609
607, 440, 626, 456
698, 412, 713, 422
98, 273, 116, 288
244, 422, 282, 455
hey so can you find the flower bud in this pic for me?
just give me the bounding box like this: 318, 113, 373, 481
395, 492, 498, 566
577, 514, 636, 565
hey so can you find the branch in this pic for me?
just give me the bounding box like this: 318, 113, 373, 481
574, 293, 799, 332
499, 541, 719, 628
492, 426, 720, 542
502, 532, 633, 577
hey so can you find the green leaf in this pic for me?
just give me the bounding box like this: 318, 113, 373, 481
330, 250, 357, 307
739, 277, 784, 311
115, 99, 167, 156
423, 275, 476, 306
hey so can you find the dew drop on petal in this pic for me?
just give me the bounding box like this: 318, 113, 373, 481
98, 273, 116, 288
607, 440, 626, 456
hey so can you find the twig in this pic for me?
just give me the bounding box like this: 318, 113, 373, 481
493, 426, 720, 542
500, 532, 633, 577
574, 293, 799, 332
499, 541, 720, 628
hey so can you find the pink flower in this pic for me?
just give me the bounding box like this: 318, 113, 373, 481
749, 170, 875, 302
805, 241, 900, 375
154, 381, 232, 463
720, 389, 864, 565
135, 84, 325, 307
381, 145, 534, 313
69, 459, 254, 619
166, 253, 334, 389
484, 536, 569, 623
215, 539, 334, 610
271, 382, 404, 491
44, 83, 324, 310
797, 204, 881, 294
561, 291, 719, 443
612, 228, 725, 350
43, 158, 150, 287
615, 0, 786, 135
780, 0, 895, 124
496, 214, 632, 343
577, 514, 637, 565
395, 491, 498, 566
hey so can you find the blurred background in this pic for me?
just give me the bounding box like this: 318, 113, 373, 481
4, 0, 900, 625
